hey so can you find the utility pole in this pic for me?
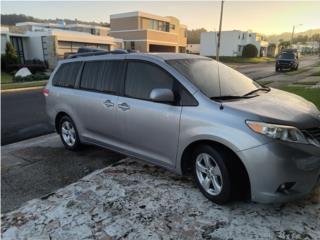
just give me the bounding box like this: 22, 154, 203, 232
291, 24, 302, 48
216, 0, 224, 61
291, 25, 295, 47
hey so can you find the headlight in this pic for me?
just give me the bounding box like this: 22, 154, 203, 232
246, 121, 319, 146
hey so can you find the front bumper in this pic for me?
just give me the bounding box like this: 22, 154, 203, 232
239, 141, 320, 203
276, 61, 296, 68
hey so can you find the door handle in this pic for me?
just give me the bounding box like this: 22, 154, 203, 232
118, 102, 130, 111
104, 99, 114, 108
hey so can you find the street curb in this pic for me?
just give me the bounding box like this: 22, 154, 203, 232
1, 86, 44, 93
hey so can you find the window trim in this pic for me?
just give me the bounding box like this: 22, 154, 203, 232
122, 59, 198, 106
77, 59, 125, 96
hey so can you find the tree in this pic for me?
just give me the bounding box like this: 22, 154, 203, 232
278, 40, 290, 51
187, 28, 207, 44
1, 42, 19, 71
242, 44, 258, 57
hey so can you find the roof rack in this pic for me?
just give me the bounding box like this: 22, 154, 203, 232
67, 48, 129, 59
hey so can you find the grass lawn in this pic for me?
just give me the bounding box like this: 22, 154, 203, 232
1, 72, 13, 84
214, 56, 275, 64
285, 67, 311, 76
1, 80, 47, 90
280, 86, 320, 110
310, 71, 320, 76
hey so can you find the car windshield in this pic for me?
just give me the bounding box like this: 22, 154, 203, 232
166, 58, 261, 98
278, 53, 295, 59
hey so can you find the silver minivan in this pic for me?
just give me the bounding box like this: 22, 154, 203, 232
44, 51, 320, 204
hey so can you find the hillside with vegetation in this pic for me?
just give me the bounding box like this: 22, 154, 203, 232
267, 28, 320, 43
1, 14, 109, 27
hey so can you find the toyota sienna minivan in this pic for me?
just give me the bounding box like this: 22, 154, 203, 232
44, 50, 320, 204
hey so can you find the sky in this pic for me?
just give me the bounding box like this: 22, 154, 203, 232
1, 1, 320, 35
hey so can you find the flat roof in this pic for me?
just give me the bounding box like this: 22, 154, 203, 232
110, 11, 170, 22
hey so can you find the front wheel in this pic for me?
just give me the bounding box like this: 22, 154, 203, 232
193, 145, 232, 204
59, 116, 82, 151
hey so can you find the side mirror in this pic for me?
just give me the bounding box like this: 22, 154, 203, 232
150, 88, 175, 103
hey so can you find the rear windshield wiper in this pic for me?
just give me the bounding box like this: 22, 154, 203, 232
242, 87, 270, 97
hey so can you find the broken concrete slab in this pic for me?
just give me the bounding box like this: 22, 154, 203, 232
2, 159, 319, 240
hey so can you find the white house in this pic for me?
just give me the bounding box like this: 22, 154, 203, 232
200, 30, 269, 57
1, 22, 123, 69
186, 44, 200, 54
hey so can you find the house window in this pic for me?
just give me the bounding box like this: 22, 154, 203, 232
130, 41, 135, 50
238, 45, 242, 52
170, 24, 176, 30
249, 34, 251, 37
10, 36, 25, 64
147, 19, 170, 32
242, 33, 245, 39
238, 35, 240, 39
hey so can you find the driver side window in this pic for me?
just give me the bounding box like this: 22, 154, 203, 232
125, 61, 174, 101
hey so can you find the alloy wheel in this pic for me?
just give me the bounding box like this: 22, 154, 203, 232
195, 153, 223, 196
61, 121, 76, 147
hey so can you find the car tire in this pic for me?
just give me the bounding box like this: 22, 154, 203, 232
192, 145, 232, 204
275, 67, 279, 72
59, 115, 82, 151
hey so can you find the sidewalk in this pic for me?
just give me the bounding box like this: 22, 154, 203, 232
1, 138, 320, 239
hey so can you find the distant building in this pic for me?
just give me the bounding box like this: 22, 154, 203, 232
200, 30, 269, 57
1, 22, 122, 69
109, 11, 187, 53
186, 44, 200, 54
292, 41, 320, 54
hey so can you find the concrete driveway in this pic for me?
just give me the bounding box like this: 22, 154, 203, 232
1, 135, 320, 240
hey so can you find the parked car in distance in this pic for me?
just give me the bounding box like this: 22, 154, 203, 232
44, 51, 320, 204
276, 51, 299, 72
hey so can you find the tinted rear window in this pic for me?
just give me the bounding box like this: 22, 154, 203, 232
80, 60, 124, 94
279, 53, 295, 59
52, 62, 81, 88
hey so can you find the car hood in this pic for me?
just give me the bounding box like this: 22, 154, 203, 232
277, 58, 295, 61
223, 88, 320, 129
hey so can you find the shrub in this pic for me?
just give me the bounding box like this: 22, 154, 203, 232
242, 44, 258, 58
2, 42, 19, 71
6, 63, 47, 74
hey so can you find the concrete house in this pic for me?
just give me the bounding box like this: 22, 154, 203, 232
109, 11, 187, 53
186, 44, 200, 54
1, 22, 123, 69
200, 30, 269, 57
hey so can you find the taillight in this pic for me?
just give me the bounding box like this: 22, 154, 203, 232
42, 88, 49, 97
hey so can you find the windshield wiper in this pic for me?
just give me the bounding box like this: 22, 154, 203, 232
242, 87, 270, 97
211, 95, 254, 100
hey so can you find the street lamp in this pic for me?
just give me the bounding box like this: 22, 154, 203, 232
291, 24, 303, 47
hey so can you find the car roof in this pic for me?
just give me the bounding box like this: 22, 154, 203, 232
59, 52, 209, 64
143, 52, 209, 60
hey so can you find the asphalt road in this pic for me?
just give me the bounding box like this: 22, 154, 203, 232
2, 134, 124, 213
236, 55, 319, 80
1, 89, 54, 145
1, 55, 319, 146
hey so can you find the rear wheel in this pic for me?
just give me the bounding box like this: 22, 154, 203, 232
59, 116, 81, 151
193, 145, 231, 204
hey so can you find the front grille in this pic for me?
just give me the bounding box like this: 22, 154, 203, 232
278, 61, 291, 66
304, 128, 320, 141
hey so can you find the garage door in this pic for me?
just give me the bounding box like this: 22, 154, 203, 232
149, 44, 176, 52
